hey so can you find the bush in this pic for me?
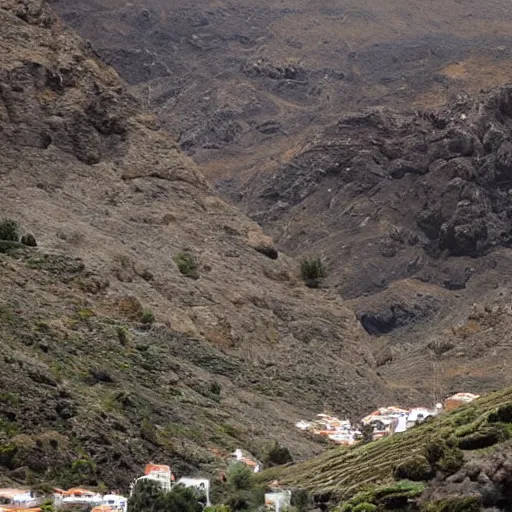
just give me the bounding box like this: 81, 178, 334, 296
436, 447, 465, 475
262, 441, 293, 467
423, 437, 447, 466
0, 219, 19, 241
291, 489, 310, 512
488, 403, 512, 423
457, 424, 510, 450
140, 309, 155, 325
227, 462, 253, 491
116, 326, 129, 345
393, 455, 432, 481
210, 381, 222, 396
166, 485, 204, 512
129, 479, 203, 512
352, 504, 377, 512
174, 252, 199, 279
20, 233, 37, 247
422, 496, 481, 512
300, 257, 326, 287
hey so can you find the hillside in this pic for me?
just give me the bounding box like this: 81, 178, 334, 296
264, 388, 512, 510
48, 0, 512, 181
43, 0, 512, 405
219, 86, 512, 405
0, 0, 394, 489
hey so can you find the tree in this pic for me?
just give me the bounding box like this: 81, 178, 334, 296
227, 463, 253, 491
128, 479, 166, 512
129, 480, 204, 512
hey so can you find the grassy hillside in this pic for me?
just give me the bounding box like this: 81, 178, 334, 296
262, 388, 512, 508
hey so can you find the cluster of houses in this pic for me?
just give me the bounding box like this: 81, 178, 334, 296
0, 488, 126, 512
0, 392, 481, 512
295, 392, 481, 445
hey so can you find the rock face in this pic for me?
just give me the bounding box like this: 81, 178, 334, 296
215, 88, 512, 401
0, 0, 395, 489
228, 90, 512, 294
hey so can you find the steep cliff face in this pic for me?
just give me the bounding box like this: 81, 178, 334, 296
220, 88, 512, 402
0, 0, 393, 489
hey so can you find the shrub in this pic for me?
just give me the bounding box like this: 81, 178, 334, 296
262, 441, 293, 467
0, 219, 19, 241
352, 504, 377, 512
128, 479, 166, 512
300, 257, 326, 287
140, 309, 155, 325
165, 485, 204, 512
210, 381, 222, 396
174, 252, 199, 279
488, 403, 512, 423
457, 424, 510, 450
422, 496, 481, 512
129, 479, 203, 512
436, 447, 465, 475
20, 233, 37, 247
393, 455, 432, 481
227, 462, 253, 491
291, 489, 310, 512
423, 437, 448, 465
116, 326, 129, 345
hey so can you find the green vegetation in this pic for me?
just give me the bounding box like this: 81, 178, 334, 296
210, 381, 222, 396
393, 455, 432, 481
0, 218, 20, 241
422, 496, 481, 512
204, 506, 230, 512
300, 257, 326, 287
140, 309, 155, 324
338, 481, 425, 512
129, 479, 204, 512
116, 326, 129, 345
261, 388, 512, 504
174, 251, 199, 279
227, 462, 253, 491
216, 463, 266, 511
261, 441, 294, 467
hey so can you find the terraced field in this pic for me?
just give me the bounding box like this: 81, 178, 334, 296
263, 387, 512, 503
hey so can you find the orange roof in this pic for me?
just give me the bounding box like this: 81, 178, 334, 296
0, 508, 41, 512
240, 458, 257, 467
92, 506, 112, 512
144, 464, 171, 475
64, 488, 95, 496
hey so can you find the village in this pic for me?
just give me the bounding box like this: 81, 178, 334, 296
0, 393, 480, 512
295, 392, 480, 446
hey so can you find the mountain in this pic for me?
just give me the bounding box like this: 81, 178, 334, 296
45, 0, 512, 405
221, 85, 512, 404
48, 0, 512, 181
0, 0, 393, 489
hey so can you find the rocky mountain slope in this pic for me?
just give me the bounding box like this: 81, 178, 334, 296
223, 87, 512, 404
265, 387, 512, 511
0, 0, 394, 489
44, 0, 512, 406
49, 0, 512, 181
